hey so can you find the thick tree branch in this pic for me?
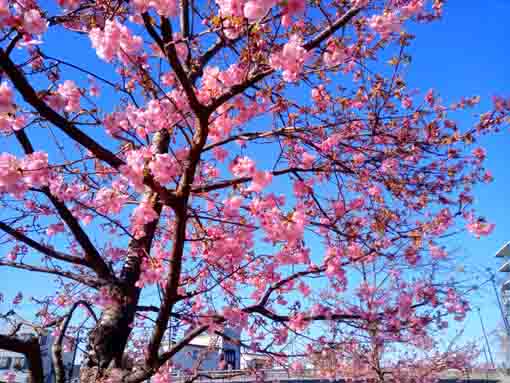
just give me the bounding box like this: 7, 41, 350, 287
146, 117, 210, 365
44, 190, 114, 280
12, 129, 113, 281
142, 13, 203, 113
0, 333, 44, 383
0, 48, 124, 169
0, 221, 89, 267
302, 6, 362, 51
180, 0, 191, 68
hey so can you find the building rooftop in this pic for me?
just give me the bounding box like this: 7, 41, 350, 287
496, 241, 510, 258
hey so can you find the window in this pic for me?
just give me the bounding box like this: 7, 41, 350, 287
40, 335, 48, 346
0, 357, 11, 370
12, 357, 27, 370
224, 350, 236, 369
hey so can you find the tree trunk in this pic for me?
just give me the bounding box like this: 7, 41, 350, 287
80, 130, 169, 382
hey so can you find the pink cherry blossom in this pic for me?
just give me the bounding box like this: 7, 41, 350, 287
12, 291, 23, 305
0, 151, 49, 196
88, 76, 100, 97
400, 0, 424, 18
472, 147, 486, 161
301, 152, 316, 168
216, 0, 245, 17
47, 223, 65, 236
286, 0, 305, 15
223, 195, 244, 217
368, 12, 401, 38
380, 158, 398, 175
149, 153, 181, 185
131, 198, 159, 238
244, 0, 276, 20
21, 151, 49, 186
323, 40, 348, 68
120, 148, 153, 192
230, 156, 256, 177
95, 187, 128, 214
57, 80, 81, 113
270, 35, 310, 82
3, 372, 16, 383
248, 170, 272, 192
56, 0, 81, 10
89, 19, 143, 63
0, 82, 14, 113
23, 9, 47, 35
466, 218, 495, 238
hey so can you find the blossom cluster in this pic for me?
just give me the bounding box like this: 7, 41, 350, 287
270, 35, 311, 82
89, 19, 143, 64
0, 152, 49, 197
132, 0, 178, 17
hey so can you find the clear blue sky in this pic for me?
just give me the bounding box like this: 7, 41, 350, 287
403, 1, 510, 362
1, 0, 509, 363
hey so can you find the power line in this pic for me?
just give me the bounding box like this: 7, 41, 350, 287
477, 307, 495, 369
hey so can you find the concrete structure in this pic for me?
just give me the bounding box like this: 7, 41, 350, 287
496, 241, 510, 367
0, 331, 75, 383
166, 328, 241, 373
240, 353, 273, 370
167, 368, 510, 383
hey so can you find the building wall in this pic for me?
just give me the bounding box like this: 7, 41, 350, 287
167, 327, 241, 373
0, 332, 75, 383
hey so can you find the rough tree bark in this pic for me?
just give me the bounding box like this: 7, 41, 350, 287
80, 130, 170, 382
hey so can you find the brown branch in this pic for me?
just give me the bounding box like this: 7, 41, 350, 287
256, 266, 326, 308
53, 300, 97, 383
126, 324, 210, 383
191, 166, 322, 193
180, 0, 191, 68
142, 13, 203, 113
44, 189, 114, 281
13, 129, 113, 281
0, 48, 124, 170
147, 117, 210, 366
302, 6, 362, 50
203, 126, 301, 151
0, 221, 89, 267
0, 260, 102, 288
145, 205, 187, 366
207, 6, 362, 111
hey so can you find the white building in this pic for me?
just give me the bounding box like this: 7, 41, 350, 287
0, 331, 75, 383
168, 328, 241, 373
240, 353, 273, 370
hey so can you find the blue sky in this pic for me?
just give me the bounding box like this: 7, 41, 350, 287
403, 1, 510, 362
1, 0, 509, 364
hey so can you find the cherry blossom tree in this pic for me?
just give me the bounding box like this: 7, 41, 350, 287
0, 0, 509, 382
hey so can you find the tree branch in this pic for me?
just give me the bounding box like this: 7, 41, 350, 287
126, 324, 209, 383
191, 166, 323, 193
142, 13, 203, 114
13, 129, 113, 281
0, 48, 124, 170
0, 221, 89, 267
53, 300, 97, 383
0, 260, 102, 288
0, 333, 44, 383
208, 6, 362, 111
